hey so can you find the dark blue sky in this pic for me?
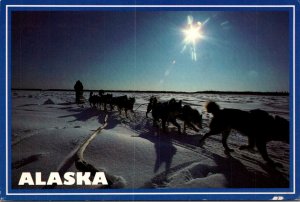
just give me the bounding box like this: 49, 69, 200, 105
12, 10, 290, 92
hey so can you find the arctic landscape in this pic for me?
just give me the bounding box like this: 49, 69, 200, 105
11, 90, 290, 189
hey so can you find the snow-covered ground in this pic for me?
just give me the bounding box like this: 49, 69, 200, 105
11, 90, 290, 189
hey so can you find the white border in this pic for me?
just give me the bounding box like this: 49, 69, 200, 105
5, 4, 296, 196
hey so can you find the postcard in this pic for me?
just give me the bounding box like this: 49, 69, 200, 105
0, 0, 299, 200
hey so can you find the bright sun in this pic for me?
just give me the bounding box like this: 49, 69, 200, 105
182, 21, 203, 45
181, 16, 204, 61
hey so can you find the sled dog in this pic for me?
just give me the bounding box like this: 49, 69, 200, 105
199, 101, 289, 166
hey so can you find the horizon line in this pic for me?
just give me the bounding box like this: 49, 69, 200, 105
11, 88, 289, 95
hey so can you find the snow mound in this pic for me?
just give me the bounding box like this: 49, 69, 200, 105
110, 176, 127, 188
43, 98, 55, 105
166, 161, 228, 188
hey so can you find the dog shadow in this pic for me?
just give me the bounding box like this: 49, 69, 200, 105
211, 152, 289, 188
97, 111, 120, 130
237, 153, 289, 187
57, 107, 100, 122
144, 150, 289, 188
136, 122, 177, 177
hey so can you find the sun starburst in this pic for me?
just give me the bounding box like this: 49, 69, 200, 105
183, 22, 203, 45
181, 16, 204, 61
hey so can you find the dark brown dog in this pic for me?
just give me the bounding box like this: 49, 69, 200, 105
199, 101, 289, 166
178, 105, 202, 133
151, 98, 182, 133
146, 96, 157, 118
112, 95, 135, 117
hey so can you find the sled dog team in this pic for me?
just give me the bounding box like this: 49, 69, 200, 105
89, 93, 289, 166
146, 96, 289, 165
89, 91, 135, 117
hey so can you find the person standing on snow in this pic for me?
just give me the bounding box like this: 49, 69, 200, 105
74, 80, 84, 104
